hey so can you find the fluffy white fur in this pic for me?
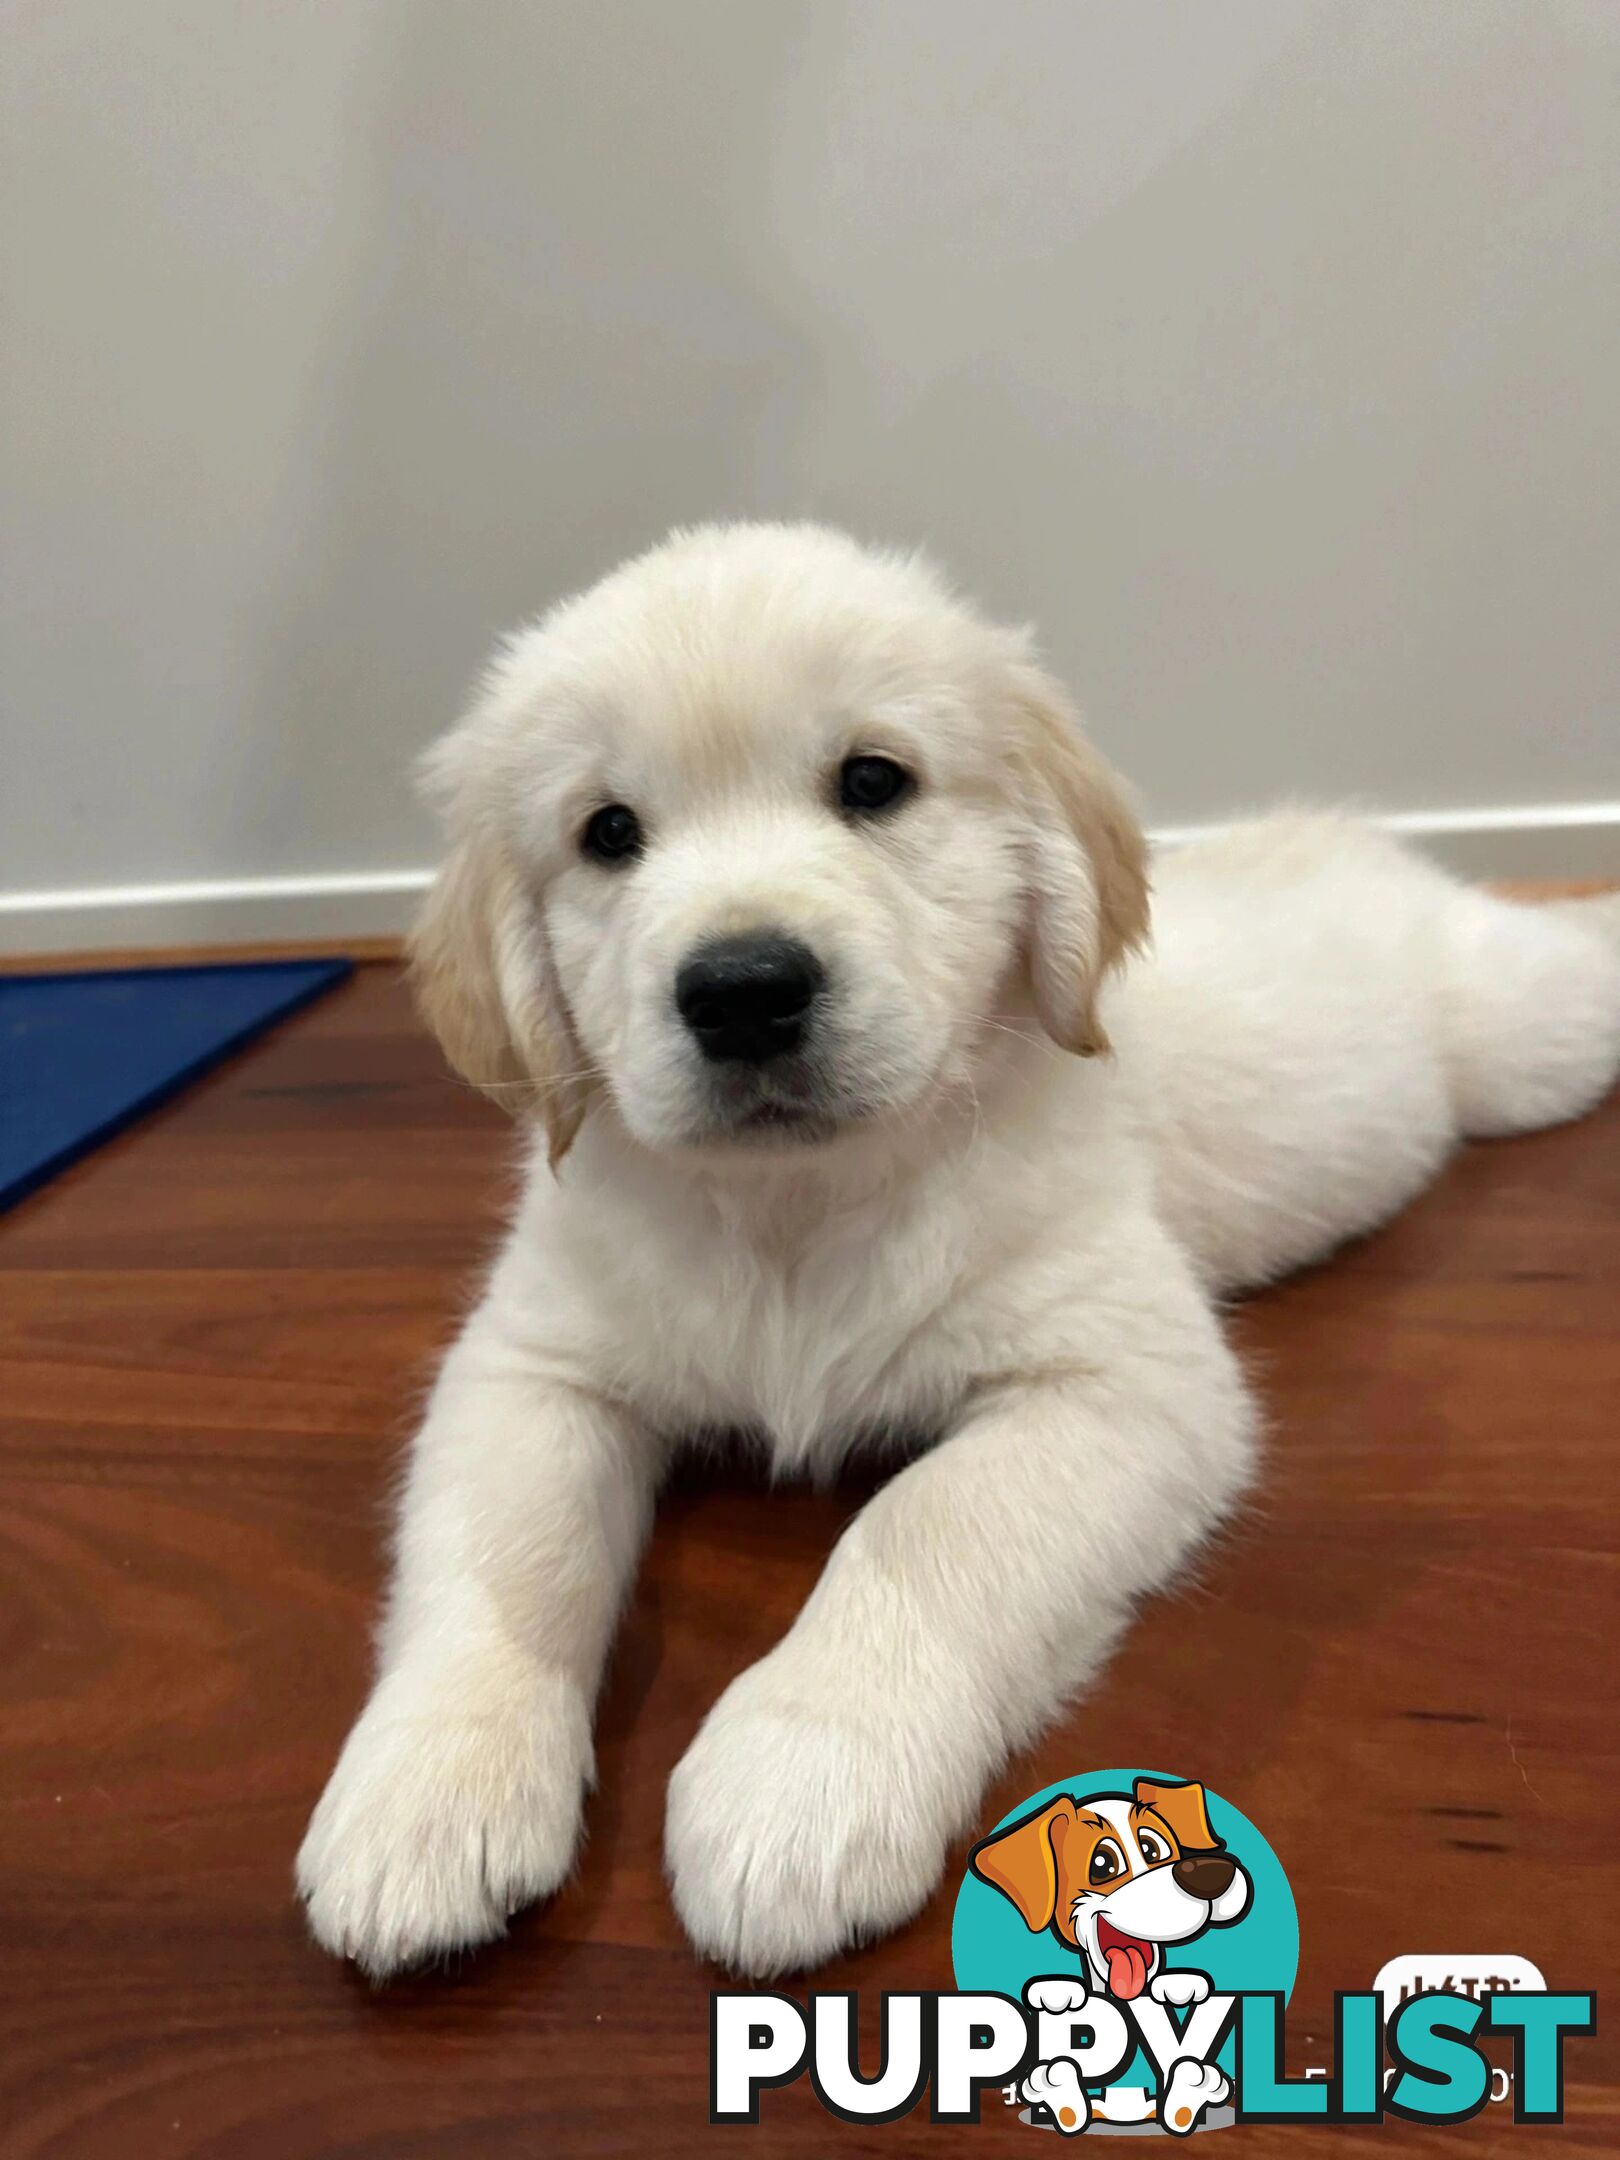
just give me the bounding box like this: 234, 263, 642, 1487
296, 522, 1620, 1980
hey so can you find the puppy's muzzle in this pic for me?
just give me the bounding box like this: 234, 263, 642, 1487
1171, 1852, 1237, 1901
675, 933, 824, 1065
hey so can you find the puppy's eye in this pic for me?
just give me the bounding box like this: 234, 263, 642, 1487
838, 754, 912, 816
581, 803, 643, 864
1137, 1831, 1170, 1866
1088, 1838, 1127, 1886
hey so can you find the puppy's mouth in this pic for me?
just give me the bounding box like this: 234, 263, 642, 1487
1095, 1916, 1157, 2001
694, 1059, 857, 1148
709, 1092, 849, 1148
686, 1080, 842, 1149
737, 1101, 827, 1135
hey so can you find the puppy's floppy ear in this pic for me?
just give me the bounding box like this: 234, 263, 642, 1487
969, 1795, 1079, 1933
409, 828, 593, 1171
1133, 1777, 1222, 1853
1009, 663, 1149, 1056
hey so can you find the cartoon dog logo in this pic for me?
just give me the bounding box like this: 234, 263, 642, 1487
970, 1777, 1252, 2135
970, 1775, 1251, 2003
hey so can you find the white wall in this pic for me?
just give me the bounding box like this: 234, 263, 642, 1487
4, 0, 1618, 951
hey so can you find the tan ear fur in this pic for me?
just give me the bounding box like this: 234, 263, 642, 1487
409, 832, 593, 1169
1133, 1777, 1222, 1853
1012, 667, 1150, 1055
969, 1795, 1079, 1933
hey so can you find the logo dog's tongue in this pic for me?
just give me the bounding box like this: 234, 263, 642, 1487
1103, 1935, 1151, 1999
1097, 1926, 1157, 2004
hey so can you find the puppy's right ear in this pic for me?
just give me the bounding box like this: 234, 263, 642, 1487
409, 828, 592, 1170
968, 1796, 1078, 1933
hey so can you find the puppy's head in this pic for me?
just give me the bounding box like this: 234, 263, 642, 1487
412, 523, 1148, 1164
970, 1779, 1251, 2001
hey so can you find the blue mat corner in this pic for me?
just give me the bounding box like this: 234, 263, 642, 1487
0, 957, 354, 1211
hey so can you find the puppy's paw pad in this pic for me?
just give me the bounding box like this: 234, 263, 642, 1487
1149, 1968, 1211, 2007
297, 1699, 586, 1979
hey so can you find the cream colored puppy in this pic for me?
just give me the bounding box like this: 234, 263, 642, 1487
297, 522, 1620, 1980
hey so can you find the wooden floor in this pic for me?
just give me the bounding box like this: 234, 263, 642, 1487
2, 962, 1616, 2157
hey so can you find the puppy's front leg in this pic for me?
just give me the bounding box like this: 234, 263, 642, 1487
298, 1308, 657, 1978
666, 1296, 1254, 1976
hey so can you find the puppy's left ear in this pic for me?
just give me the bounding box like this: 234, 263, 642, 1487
1133, 1777, 1222, 1853
1009, 664, 1150, 1056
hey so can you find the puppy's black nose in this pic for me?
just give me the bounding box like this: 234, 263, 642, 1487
1172, 1853, 1236, 1901
675, 935, 824, 1064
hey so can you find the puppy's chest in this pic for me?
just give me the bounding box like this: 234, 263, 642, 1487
598, 1200, 978, 1469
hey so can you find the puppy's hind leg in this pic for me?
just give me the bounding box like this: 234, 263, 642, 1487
1432, 882, 1620, 1139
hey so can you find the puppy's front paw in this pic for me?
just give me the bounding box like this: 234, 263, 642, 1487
296, 1674, 589, 1979
665, 1666, 952, 1976
1149, 1967, 1211, 2007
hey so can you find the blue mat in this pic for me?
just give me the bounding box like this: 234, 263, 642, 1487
0, 958, 353, 1211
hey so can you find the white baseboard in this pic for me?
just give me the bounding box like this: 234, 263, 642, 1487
0, 868, 433, 958
1150, 801, 1620, 881
2, 802, 1616, 958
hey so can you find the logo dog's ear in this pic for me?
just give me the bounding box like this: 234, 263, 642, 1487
969, 1797, 1078, 1932
1134, 1777, 1222, 1852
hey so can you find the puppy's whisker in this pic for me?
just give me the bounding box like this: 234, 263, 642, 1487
973, 1015, 1075, 1063
453, 1064, 608, 1092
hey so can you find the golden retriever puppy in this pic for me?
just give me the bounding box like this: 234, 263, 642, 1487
297, 522, 1620, 1979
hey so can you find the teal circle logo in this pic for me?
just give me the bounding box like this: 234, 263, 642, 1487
952, 1769, 1297, 2101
